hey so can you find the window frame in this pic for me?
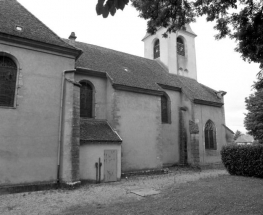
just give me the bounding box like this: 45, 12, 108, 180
177, 37, 185, 57
204, 120, 217, 150
0, 53, 19, 109
79, 80, 95, 118
161, 93, 171, 124
153, 39, 160, 59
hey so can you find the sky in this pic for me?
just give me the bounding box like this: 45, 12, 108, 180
18, 0, 260, 134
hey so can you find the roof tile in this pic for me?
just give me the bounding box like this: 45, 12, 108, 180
80, 119, 122, 142
63, 40, 223, 106
0, 0, 75, 49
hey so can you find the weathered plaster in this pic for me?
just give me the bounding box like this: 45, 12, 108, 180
0, 43, 75, 186
160, 89, 180, 166
75, 75, 107, 119
79, 143, 121, 182
143, 25, 197, 80
113, 90, 162, 172
194, 104, 227, 164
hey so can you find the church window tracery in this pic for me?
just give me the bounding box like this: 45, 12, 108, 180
0, 56, 17, 107
204, 120, 217, 150
80, 81, 94, 118
177, 37, 185, 56
154, 39, 160, 59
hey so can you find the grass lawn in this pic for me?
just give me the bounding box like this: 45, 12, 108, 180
60, 175, 263, 215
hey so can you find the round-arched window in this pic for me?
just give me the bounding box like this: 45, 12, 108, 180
177, 37, 185, 56
153, 39, 160, 59
0, 56, 17, 107
80, 81, 93, 118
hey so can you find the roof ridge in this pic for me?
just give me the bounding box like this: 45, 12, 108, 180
16, 0, 76, 50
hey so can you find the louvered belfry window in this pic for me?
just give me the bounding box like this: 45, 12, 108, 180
161, 95, 168, 123
154, 39, 160, 59
80, 81, 93, 118
177, 37, 185, 56
0, 56, 17, 107
204, 120, 217, 150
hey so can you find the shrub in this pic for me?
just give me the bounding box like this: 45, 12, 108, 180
221, 144, 263, 178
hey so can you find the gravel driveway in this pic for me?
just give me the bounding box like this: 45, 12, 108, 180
0, 169, 227, 215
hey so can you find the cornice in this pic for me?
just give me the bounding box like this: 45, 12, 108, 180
158, 83, 181, 92
112, 84, 163, 96
194, 99, 223, 107
76, 67, 107, 78
80, 140, 122, 144
0, 33, 82, 59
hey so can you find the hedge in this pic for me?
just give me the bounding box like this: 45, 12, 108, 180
221, 144, 263, 178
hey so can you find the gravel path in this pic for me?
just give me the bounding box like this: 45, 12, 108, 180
0, 169, 227, 215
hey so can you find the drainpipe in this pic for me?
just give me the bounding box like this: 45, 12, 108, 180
57, 69, 76, 185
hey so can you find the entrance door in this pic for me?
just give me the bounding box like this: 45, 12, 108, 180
104, 150, 117, 182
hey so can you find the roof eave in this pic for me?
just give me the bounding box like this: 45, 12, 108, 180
76, 67, 107, 78
194, 99, 223, 107
112, 83, 163, 96
80, 140, 122, 144
158, 83, 181, 92
222, 124, 234, 134
0, 33, 82, 59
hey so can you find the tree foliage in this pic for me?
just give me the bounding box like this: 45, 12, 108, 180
97, 0, 263, 73
96, 0, 129, 18
244, 78, 263, 143
233, 130, 242, 141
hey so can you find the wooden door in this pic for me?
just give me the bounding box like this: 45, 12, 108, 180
104, 150, 117, 182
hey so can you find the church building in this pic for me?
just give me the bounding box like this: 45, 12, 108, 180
0, 0, 232, 188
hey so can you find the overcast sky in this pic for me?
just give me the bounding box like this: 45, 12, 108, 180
18, 0, 260, 133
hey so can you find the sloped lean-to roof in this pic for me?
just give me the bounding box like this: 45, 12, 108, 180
80, 119, 122, 144
0, 0, 81, 58
64, 39, 224, 107
235, 135, 254, 143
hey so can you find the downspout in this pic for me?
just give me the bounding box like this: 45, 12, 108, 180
176, 30, 179, 76
57, 69, 76, 185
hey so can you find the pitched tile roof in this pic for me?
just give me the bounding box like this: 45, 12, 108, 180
235, 135, 254, 143
0, 0, 75, 50
80, 119, 122, 143
64, 39, 223, 106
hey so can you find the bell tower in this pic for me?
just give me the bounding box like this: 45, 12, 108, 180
142, 25, 197, 80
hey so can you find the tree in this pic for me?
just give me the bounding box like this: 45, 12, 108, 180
233, 130, 242, 141
96, 0, 129, 18
244, 78, 263, 143
96, 0, 263, 75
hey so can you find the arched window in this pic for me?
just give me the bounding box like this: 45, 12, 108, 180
80, 81, 93, 118
153, 39, 160, 59
0, 56, 17, 107
161, 94, 170, 123
177, 37, 185, 56
204, 120, 217, 150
